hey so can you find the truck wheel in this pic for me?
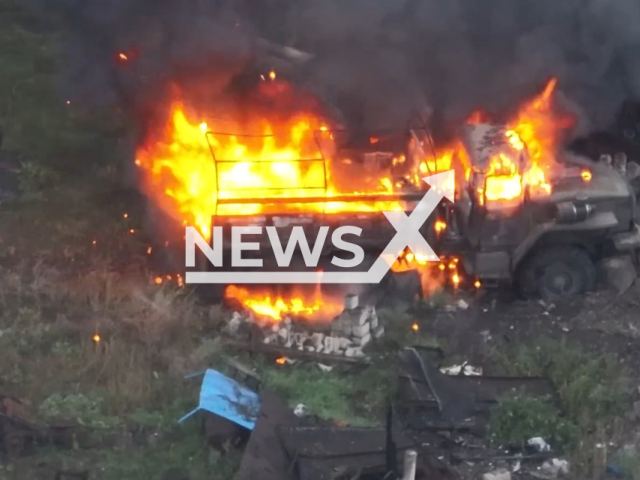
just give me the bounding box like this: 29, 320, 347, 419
518, 247, 596, 301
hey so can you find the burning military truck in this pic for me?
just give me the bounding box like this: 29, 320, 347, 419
136, 75, 640, 309
431, 122, 640, 300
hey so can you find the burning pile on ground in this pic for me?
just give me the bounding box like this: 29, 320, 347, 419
225, 290, 383, 359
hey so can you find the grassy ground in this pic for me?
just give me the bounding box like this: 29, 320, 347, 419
0, 1, 637, 478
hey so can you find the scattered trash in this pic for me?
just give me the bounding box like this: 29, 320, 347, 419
293, 404, 308, 418
440, 363, 483, 376
397, 346, 555, 429
528, 437, 551, 452
538, 300, 556, 312
482, 467, 511, 480
179, 369, 260, 430
317, 363, 333, 373
539, 458, 569, 478
512, 461, 521, 473
456, 299, 469, 310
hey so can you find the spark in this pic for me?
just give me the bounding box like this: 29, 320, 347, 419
92, 334, 101, 343
269, 70, 276, 80
412, 323, 419, 332
276, 356, 286, 365
581, 170, 592, 182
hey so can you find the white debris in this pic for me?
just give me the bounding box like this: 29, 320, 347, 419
227, 316, 242, 334
482, 467, 511, 480
345, 347, 363, 357
540, 458, 569, 477
263, 333, 278, 345
351, 322, 370, 338
456, 299, 469, 310
512, 461, 521, 473
528, 437, 551, 452
440, 363, 483, 376
353, 332, 371, 347
278, 328, 289, 341
372, 325, 385, 338
230, 295, 384, 360
627, 161, 640, 180
317, 364, 333, 373
293, 404, 308, 417
310, 333, 324, 350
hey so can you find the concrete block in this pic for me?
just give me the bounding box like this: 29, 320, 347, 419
343, 294, 358, 310
482, 468, 511, 480
340, 308, 370, 327
372, 325, 385, 338
370, 311, 379, 330
345, 347, 363, 357
353, 332, 371, 347
351, 322, 370, 338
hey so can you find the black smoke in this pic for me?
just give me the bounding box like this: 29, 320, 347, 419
22, 0, 640, 135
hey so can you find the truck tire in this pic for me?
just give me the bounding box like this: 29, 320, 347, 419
517, 246, 596, 301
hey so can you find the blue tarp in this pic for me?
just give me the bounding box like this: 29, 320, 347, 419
178, 369, 260, 430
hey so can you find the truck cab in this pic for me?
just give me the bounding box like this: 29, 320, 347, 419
437, 123, 640, 300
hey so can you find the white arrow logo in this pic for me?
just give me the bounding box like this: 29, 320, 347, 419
186, 170, 455, 284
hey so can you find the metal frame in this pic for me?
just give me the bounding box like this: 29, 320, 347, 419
205, 127, 434, 215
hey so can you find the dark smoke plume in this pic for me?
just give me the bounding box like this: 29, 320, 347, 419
22, 0, 640, 135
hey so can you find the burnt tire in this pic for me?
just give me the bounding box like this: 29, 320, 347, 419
518, 247, 596, 301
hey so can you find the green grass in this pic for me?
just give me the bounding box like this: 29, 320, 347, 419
488, 396, 578, 451
257, 361, 395, 426
496, 339, 630, 430
489, 339, 632, 474
613, 448, 640, 480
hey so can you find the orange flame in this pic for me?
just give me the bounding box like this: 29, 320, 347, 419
135, 96, 410, 239
225, 285, 344, 323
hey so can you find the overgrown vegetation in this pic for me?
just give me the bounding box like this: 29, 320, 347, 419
0, 0, 123, 181
490, 340, 631, 462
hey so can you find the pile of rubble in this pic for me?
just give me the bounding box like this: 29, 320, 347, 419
227, 294, 384, 358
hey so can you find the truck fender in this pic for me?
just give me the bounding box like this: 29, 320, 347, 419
511, 211, 619, 272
